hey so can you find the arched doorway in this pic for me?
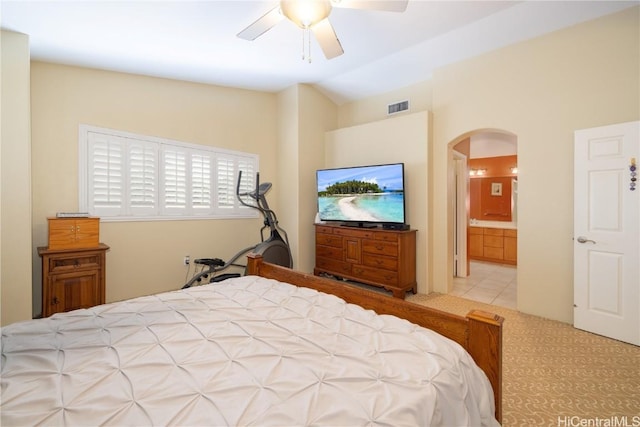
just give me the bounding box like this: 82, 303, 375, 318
448, 129, 518, 309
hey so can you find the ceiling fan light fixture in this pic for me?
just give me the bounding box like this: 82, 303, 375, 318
281, 0, 333, 28
238, 0, 407, 61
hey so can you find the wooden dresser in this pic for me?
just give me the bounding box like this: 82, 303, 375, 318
314, 224, 417, 298
39, 217, 108, 317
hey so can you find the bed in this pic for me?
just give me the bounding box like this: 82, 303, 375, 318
1, 254, 503, 426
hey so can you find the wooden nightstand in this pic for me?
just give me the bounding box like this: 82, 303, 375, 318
38, 244, 109, 317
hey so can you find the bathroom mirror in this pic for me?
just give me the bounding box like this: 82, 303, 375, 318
469, 155, 517, 225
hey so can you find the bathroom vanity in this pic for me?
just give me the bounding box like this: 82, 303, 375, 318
469, 221, 517, 265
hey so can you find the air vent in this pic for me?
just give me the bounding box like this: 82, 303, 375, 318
387, 100, 409, 115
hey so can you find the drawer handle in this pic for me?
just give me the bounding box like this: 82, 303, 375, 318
52, 296, 59, 305
375, 245, 384, 250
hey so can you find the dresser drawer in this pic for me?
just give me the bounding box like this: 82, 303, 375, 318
352, 265, 398, 286
316, 245, 344, 260
49, 254, 101, 273
332, 227, 375, 239
316, 257, 351, 276
362, 240, 398, 257
315, 225, 335, 235
373, 232, 399, 242
363, 254, 398, 271
316, 233, 343, 248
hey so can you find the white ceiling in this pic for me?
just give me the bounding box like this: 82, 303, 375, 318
1, 0, 636, 105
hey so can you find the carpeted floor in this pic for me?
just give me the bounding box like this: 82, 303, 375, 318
406, 293, 640, 426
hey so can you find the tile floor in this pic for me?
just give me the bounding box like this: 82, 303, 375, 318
451, 260, 517, 309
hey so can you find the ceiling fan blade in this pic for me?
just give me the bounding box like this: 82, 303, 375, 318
237, 5, 284, 40
332, 0, 408, 12
312, 18, 344, 59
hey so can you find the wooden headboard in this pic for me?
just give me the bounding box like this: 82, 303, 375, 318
246, 253, 503, 423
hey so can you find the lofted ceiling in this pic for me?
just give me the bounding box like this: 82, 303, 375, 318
1, 0, 636, 104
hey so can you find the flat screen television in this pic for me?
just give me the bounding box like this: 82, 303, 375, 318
316, 163, 406, 228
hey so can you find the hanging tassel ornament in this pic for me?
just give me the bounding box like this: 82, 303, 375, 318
301, 26, 305, 61
308, 26, 312, 63
301, 25, 312, 63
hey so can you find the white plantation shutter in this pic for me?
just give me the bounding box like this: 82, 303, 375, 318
79, 125, 258, 220
128, 141, 157, 215
216, 157, 236, 210
215, 154, 256, 212
87, 133, 124, 216
191, 151, 212, 211
162, 147, 187, 213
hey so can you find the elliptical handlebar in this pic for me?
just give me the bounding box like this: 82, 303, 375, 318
237, 171, 275, 228
237, 171, 271, 201
236, 170, 247, 198
236, 170, 290, 249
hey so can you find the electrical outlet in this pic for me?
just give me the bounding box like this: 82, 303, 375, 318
184, 255, 190, 266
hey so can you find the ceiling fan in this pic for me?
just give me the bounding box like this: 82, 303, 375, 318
237, 0, 409, 62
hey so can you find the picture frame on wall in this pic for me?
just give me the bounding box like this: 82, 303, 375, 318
491, 182, 502, 196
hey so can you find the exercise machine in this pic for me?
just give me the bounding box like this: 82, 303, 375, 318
182, 171, 292, 288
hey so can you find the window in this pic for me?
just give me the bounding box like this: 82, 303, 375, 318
79, 125, 258, 221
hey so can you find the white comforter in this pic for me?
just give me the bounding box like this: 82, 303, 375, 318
1, 276, 499, 426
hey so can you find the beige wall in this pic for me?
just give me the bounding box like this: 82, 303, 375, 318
276, 86, 301, 268
30, 63, 280, 313
276, 84, 338, 273
338, 80, 433, 128
335, 6, 639, 323
432, 6, 639, 323
325, 111, 430, 293
296, 85, 338, 272
1, 30, 33, 325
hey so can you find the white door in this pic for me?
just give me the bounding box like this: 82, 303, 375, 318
574, 120, 639, 346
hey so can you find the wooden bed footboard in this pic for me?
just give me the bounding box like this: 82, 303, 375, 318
246, 254, 503, 423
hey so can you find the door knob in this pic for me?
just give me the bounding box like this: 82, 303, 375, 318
576, 236, 596, 244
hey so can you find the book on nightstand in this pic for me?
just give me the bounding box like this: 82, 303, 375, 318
56, 212, 91, 218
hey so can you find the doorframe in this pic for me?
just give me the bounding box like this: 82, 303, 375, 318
446, 129, 518, 293
453, 151, 468, 277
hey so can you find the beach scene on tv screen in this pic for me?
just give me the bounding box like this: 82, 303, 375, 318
317, 164, 405, 223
